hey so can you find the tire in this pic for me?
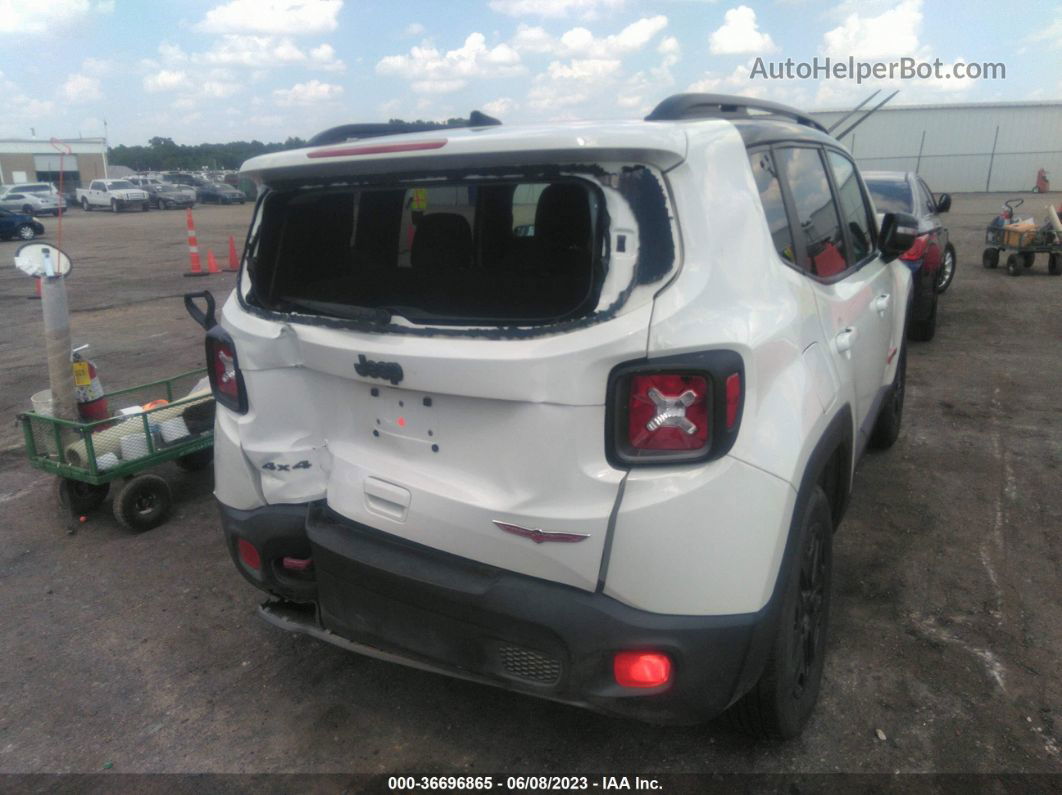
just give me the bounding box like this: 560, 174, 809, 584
81, 197, 91, 211
982, 248, 999, 269
869, 345, 906, 450
112, 474, 172, 531
175, 448, 213, 472
1006, 254, 1022, 276
1022, 252, 1035, 269
907, 294, 937, 342
16, 224, 36, 240
1049, 254, 1061, 276
728, 486, 833, 740
935, 245, 956, 293
56, 478, 110, 514
163, 200, 174, 210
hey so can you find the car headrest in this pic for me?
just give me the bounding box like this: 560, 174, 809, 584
411, 213, 473, 271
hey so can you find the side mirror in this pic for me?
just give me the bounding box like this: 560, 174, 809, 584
935, 193, 951, 213
184, 291, 217, 330
880, 211, 919, 262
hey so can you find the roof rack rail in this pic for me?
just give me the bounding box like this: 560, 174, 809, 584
308, 110, 502, 147
645, 93, 827, 134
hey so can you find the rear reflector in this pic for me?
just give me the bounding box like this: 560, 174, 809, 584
237, 538, 261, 571
281, 556, 313, 572
613, 651, 672, 688
307, 140, 447, 159
725, 373, 741, 429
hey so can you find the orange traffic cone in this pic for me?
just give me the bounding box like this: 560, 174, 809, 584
206, 249, 222, 274
227, 235, 239, 271
183, 209, 207, 277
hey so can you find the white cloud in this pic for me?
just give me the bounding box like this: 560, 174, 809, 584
404, 22, 425, 37
709, 6, 776, 55
512, 16, 668, 58
0, 0, 112, 33
157, 42, 189, 63
822, 0, 923, 59
203, 35, 308, 66
1024, 18, 1061, 50
143, 69, 191, 92
196, 0, 342, 35
309, 43, 345, 71
482, 97, 516, 116
201, 80, 242, 98
658, 35, 680, 66
272, 79, 343, 105
489, 0, 624, 19
688, 63, 768, 98
376, 33, 524, 93
81, 57, 112, 75
61, 73, 102, 103
546, 58, 620, 80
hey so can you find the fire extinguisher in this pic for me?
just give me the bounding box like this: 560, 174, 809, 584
72, 345, 110, 423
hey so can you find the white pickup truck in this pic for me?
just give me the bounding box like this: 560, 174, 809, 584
76, 179, 150, 212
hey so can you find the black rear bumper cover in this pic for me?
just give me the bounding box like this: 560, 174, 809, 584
218, 500, 779, 725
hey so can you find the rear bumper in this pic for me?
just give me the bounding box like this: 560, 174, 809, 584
218, 501, 776, 725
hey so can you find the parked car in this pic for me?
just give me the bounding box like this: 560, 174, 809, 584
864, 171, 954, 341
76, 179, 151, 212
197, 182, 246, 204
202, 94, 916, 739
0, 208, 45, 240
0, 190, 64, 216
127, 177, 196, 209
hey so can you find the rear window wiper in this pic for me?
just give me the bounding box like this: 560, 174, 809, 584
277, 296, 393, 324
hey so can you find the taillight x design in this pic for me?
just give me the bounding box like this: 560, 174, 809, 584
607, 351, 744, 467
206, 326, 248, 413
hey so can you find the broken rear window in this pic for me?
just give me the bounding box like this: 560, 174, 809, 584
247, 176, 613, 326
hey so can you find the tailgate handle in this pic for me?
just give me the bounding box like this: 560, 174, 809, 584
364, 477, 411, 522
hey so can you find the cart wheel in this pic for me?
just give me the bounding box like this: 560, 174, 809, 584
1006, 254, 1022, 276
113, 474, 172, 531
1022, 252, 1035, 268
56, 478, 110, 514
176, 448, 213, 472
1049, 254, 1061, 276
982, 248, 999, 269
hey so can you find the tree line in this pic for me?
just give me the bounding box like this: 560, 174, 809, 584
107, 118, 477, 172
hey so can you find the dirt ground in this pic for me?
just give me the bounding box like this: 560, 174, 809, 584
0, 194, 1059, 779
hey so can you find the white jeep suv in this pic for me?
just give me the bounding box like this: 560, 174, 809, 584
201, 94, 917, 738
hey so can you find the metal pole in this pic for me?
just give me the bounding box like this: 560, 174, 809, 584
985, 125, 1000, 192
41, 261, 76, 421
915, 130, 926, 175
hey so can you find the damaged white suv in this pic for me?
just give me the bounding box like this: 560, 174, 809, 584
201, 95, 917, 738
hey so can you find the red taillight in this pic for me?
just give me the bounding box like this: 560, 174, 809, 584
206, 328, 247, 413
238, 538, 260, 571
900, 234, 929, 261
613, 651, 672, 688
627, 374, 709, 451
725, 373, 741, 429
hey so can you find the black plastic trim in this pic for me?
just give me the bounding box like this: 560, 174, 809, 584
645, 93, 827, 133
605, 349, 745, 468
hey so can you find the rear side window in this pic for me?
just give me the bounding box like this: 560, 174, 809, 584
777, 147, 847, 278
748, 150, 796, 265
826, 151, 874, 264
866, 179, 912, 214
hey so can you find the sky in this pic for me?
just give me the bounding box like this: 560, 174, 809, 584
0, 0, 1059, 146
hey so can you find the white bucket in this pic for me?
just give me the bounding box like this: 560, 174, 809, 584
119, 433, 151, 460
160, 417, 190, 443
96, 452, 120, 471
31, 390, 54, 416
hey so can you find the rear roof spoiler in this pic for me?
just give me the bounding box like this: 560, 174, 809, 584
308, 110, 502, 147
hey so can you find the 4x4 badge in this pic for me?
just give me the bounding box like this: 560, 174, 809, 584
492, 520, 590, 544
354, 355, 404, 385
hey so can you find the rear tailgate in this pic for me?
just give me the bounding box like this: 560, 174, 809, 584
222, 299, 653, 592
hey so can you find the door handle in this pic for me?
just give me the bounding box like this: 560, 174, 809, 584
835, 327, 858, 354
873, 293, 891, 313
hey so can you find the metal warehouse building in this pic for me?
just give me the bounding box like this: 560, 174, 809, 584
0, 138, 107, 190
811, 101, 1062, 193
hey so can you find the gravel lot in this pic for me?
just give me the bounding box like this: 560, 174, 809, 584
0, 194, 1059, 778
